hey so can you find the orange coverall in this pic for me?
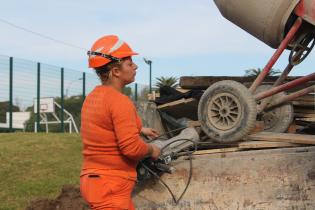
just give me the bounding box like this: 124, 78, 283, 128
80, 85, 149, 210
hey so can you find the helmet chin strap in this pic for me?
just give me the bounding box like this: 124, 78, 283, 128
87, 51, 122, 62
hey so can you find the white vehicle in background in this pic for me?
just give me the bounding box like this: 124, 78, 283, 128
0, 112, 31, 131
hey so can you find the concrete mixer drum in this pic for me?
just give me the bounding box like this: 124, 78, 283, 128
214, 0, 315, 49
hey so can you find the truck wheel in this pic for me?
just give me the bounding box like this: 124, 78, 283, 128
198, 80, 257, 143
255, 85, 294, 133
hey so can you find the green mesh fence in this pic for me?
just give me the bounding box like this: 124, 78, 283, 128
0, 55, 148, 133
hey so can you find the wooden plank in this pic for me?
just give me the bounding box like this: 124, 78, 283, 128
157, 98, 199, 120
179, 76, 305, 90
293, 101, 315, 107
294, 108, 315, 114
157, 98, 196, 109
295, 118, 315, 122
295, 119, 315, 126
295, 113, 315, 118
248, 132, 315, 145
175, 88, 190, 93
193, 147, 240, 155
148, 88, 191, 100
294, 95, 315, 102
147, 92, 160, 100
238, 141, 299, 149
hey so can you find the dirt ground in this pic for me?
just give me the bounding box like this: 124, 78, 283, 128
26, 185, 89, 210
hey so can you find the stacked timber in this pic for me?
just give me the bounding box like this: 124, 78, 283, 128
293, 94, 315, 122
151, 76, 314, 143
179, 76, 315, 90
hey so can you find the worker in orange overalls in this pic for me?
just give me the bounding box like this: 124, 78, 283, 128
80, 35, 161, 210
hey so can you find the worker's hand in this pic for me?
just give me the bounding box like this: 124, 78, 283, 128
141, 127, 159, 139
148, 143, 161, 160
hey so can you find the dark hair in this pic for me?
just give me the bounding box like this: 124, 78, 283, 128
94, 61, 118, 74
94, 57, 130, 83
94, 57, 129, 83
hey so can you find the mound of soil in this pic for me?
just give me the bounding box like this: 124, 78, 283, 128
26, 185, 90, 210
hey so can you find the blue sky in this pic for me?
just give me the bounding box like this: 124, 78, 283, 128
0, 0, 314, 86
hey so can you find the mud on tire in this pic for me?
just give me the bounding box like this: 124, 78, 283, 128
255, 85, 294, 133
198, 80, 257, 143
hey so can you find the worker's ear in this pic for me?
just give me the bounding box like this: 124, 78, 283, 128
111, 66, 121, 78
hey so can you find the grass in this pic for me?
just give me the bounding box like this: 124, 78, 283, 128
0, 133, 82, 210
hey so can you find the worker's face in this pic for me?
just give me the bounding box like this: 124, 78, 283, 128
117, 57, 138, 85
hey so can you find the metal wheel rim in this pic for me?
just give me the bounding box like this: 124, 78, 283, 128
262, 109, 279, 129
207, 92, 242, 131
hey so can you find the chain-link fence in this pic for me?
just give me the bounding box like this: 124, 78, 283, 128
0, 55, 149, 133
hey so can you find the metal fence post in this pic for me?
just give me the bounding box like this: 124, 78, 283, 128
60, 68, 64, 132
36, 62, 41, 132
9, 57, 13, 132
82, 72, 86, 100
149, 62, 152, 93
134, 83, 138, 101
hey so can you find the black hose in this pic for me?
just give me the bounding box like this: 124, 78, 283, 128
142, 138, 197, 205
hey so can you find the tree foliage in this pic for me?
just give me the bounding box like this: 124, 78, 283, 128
122, 86, 132, 97
0, 101, 20, 123
245, 68, 281, 77
155, 76, 178, 88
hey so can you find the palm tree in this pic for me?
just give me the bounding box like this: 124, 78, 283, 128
245, 68, 281, 77
155, 76, 179, 88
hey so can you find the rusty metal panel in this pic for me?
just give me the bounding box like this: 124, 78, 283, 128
214, 0, 300, 48
133, 146, 315, 209
295, 0, 315, 26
